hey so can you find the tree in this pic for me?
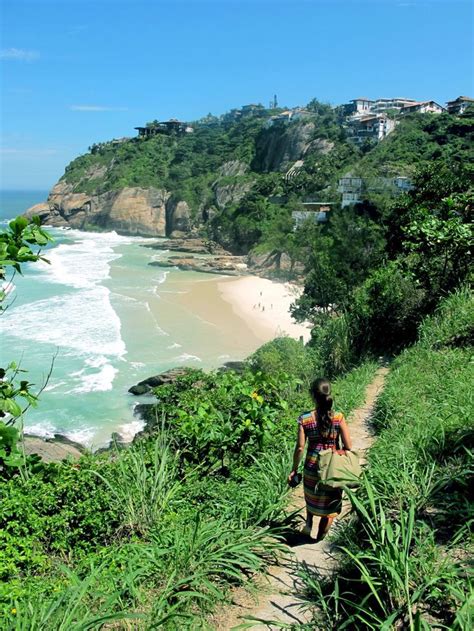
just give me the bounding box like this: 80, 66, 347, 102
0, 216, 53, 478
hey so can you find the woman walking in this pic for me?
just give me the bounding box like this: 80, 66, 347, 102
288, 378, 352, 541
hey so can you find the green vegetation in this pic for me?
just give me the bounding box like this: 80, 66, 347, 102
0, 340, 377, 627
297, 289, 473, 629
4, 102, 473, 627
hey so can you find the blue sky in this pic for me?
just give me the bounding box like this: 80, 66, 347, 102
1, 0, 473, 190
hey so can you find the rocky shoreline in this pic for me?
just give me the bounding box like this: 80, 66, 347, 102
22, 362, 247, 462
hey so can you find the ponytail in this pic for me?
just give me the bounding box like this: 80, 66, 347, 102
310, 378, 334, 436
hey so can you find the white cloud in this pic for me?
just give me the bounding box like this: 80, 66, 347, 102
70, 105, 128, 112
0, 48, 40, 62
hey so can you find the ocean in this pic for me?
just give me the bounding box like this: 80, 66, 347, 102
0, 191, 261, 448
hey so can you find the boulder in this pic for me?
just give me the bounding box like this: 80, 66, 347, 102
128, 367, 191, 395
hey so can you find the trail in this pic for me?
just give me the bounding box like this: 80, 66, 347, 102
211, 366, 389, 630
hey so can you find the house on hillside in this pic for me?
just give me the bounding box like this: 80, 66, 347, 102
371, 97, 419, 113
266, 108, 311, 128
341, 97, 374, 117
292, 202, 335, 229
446, 96, 474, 115
337, 174, 412, 207
135, 119, 193, 138
400, 101, 445, 115
346, 114, 397, 144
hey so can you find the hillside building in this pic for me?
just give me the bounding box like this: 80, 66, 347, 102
400, 101, 446, 115
135, 120, 193, 138
346, 114, 398, 144
266, 107, 312, 128
292, 202, 334, 229
446, 96, 474, 115
338, 174, 412, 207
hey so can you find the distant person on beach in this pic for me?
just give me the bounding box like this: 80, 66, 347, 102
288, 378, 352, 541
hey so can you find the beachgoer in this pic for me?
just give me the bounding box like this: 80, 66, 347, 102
288, 377, 352, 541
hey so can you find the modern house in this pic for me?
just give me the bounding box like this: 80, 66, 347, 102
400, 101, 446, 115
265, 107, 311, 127
446, 96, 474, 115
338, 174, 413, 207
371, 98, 419, 113
135, 119, 193, 138
346, 114, 398, 144
292, 202, 335, 229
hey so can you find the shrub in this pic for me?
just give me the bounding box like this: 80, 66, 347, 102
248, 337, 320, 385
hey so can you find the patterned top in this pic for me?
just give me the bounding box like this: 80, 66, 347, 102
298, 410, 344, 467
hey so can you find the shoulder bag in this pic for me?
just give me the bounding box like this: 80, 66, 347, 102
317, 448, 362, 489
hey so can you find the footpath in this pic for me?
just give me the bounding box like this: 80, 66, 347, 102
212, 366, 389, 630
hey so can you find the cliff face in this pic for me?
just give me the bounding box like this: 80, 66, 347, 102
25, 182, 191, 238
24, 113, 340, 239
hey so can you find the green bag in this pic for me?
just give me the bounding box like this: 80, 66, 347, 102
317, 448, 362, 489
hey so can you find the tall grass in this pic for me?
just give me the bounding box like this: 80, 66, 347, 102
93, 429, 182, 536
295, 290, 473, 629
10, 564, 141, 631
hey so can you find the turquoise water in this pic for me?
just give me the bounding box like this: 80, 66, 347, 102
0, 192, 258, 448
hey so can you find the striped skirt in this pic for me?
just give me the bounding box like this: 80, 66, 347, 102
303, 453, 343, 518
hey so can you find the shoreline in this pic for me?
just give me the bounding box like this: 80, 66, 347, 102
21, 273, 313, 459
217, 276, 312, 344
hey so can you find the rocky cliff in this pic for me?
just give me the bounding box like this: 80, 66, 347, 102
24, 109, 343, 241
25, 182, 192, 238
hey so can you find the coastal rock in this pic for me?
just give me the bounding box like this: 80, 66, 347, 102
22, 434, 85, 463
143, 238, 231, 255
218, 160, 248, 177
25, 185, 170, 237
103, 187, 168, 236
128, 367, 191, 395
247, 251, 304, 276
149, 255, 248, 276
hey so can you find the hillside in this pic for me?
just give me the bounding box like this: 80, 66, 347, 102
26, 103, 473, 257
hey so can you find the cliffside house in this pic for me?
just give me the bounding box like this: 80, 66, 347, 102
266, 108, 312, 127
371, 97, 419, 113
400, 101, 445, 115
338, 174, 412, 207
135, 119, 193, 137
342, 96, 419, 118
446, 96, 474, 115
346, 114, 397, 144
292, 202, 335, 229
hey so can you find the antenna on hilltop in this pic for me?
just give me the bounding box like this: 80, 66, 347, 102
269, 94, 278, 109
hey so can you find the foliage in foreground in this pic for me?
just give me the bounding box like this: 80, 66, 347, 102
0, 357, 377, 628
297, 290, 473, 630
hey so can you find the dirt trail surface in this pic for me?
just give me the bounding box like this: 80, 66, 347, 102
212, 366, 389, 630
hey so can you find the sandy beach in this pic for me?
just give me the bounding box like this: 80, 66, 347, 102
218, 276, 312, 343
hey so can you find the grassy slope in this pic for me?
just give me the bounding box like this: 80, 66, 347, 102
1, 359, 377, 629
300, 288, 473, 630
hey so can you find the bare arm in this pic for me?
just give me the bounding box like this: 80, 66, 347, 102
288, 423, 306, 482
339, 417, 352, 451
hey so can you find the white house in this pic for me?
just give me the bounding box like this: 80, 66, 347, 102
346, 114, 397, 144
400, 101, 445, 115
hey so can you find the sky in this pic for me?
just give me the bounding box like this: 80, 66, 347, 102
1, 0, 473, 190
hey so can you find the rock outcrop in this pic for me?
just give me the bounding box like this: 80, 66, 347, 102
256, 122, 317, 172
149, 255, 248, 276
129, 367, 191, 395
143, 238, 231, 255
24, 181, 189, 238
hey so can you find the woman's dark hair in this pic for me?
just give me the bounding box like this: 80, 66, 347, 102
310, 377, 333, 436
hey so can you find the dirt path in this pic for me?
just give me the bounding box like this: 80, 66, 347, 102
212, 366, 389, 630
